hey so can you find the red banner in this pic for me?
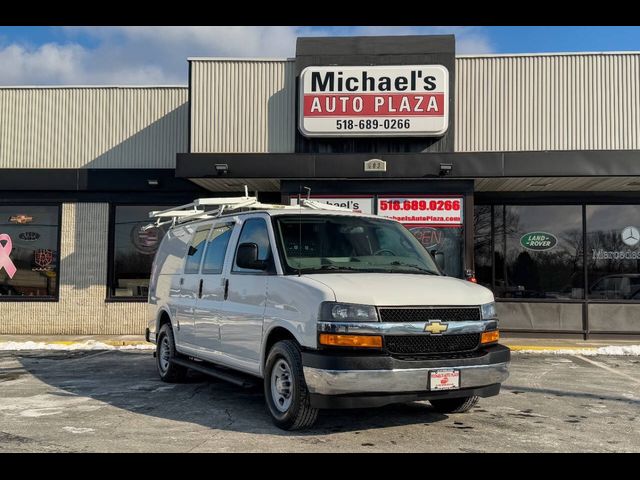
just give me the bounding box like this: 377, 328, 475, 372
303, 93, 445, 117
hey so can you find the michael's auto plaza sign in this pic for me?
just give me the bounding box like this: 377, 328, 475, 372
299, 65, 449, 137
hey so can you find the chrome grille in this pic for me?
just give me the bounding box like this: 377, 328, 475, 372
379, 307, 481, 323
384, 333, 481, 355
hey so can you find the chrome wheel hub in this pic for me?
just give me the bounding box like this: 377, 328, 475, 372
270, 358, 293, 412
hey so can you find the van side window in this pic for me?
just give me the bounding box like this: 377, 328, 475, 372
233, 218, 273, 273
202, 224, 234, 274
184, 227, 211, 273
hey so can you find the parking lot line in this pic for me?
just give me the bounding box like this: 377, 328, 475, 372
573, 354, 640, 386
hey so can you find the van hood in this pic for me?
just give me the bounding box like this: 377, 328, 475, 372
304, 273, 494, 306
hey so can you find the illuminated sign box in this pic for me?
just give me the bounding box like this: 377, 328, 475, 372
299, 65, 449, 137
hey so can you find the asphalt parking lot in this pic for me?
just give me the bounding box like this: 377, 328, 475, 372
0, 349, 639, 452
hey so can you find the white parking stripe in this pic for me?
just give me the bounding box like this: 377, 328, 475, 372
574, 355, 640, 386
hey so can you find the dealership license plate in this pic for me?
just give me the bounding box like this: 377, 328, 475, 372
429, 369, 460, 391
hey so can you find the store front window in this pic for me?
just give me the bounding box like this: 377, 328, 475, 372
473, 205, 492, 289
0, 205, 60, 298
476, 205, 584, 300
587, 205, 640, 300
110, 205, 171, 298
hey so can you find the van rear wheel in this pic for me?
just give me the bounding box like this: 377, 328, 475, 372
156, 323, 188, 383
264, 340, 319, 430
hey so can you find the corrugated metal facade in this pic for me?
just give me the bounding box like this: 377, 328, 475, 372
455, 53, 640, 152
190, 54, 640, 154
0, 203, 147, 334
190, 60, 296, 153
0, 87, 188, 169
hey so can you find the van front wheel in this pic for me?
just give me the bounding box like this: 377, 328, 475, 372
156, 323, 188, 383
264, 340, 319, 430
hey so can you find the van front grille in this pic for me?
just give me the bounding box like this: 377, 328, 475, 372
379, 307, 481, 323
384, 334, 480, 355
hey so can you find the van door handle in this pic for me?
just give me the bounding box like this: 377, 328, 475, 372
179, 277, 184, 286
198, 279, 204, 299
223, 278, 229, 301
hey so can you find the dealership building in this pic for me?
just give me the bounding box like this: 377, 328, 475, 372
1, 34, 639, 338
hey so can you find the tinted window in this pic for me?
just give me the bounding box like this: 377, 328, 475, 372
111, 205, 171, 298
494, 205, 584, 299
0, 205, 60, 298
202, 224, 233, 274
233, 218, 272, 273
184, 227, 211, 274
587, 205, 640, 300
473, 205, 493, 289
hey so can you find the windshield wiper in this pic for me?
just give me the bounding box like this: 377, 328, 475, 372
387, 261, 439, 275
299, 265, 364, 273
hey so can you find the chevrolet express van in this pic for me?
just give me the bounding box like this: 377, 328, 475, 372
146, 196, 510, 430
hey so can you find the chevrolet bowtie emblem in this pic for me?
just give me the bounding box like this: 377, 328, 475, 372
424, 320, 448, 334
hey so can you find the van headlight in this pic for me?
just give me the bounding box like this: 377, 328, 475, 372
320, 302, 379, 322
481, 302, 497, 320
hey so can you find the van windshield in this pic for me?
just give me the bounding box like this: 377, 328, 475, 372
273, 215, 441, 275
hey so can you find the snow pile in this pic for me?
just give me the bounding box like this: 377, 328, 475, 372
0, 340, 154, 351
595, 345, 640, 356
513, 345, 640, 356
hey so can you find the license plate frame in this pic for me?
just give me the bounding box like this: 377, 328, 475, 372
429, 369, 461, 391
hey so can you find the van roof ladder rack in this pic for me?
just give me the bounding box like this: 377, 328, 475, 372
143, 186, 352, 230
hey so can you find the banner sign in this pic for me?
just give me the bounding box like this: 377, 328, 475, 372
377, 197, 463, 225
290, 196, 374, 214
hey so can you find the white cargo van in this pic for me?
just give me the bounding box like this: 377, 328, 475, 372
145, 194, 510, 430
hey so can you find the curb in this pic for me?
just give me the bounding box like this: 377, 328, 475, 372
508, 345, 598, 352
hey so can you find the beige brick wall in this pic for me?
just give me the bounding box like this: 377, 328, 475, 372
0, 203, 147, 334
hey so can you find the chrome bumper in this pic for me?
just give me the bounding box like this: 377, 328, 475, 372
303, 361, 510, 396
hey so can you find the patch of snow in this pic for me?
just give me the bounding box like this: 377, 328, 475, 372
595, 345, 640, 356
0, 340, 154, 351
513, 345, 640, 356
63, 426, 95, 434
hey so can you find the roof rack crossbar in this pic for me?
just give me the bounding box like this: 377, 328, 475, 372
145, 187, 353, 229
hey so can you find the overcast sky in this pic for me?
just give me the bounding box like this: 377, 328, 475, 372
0, 26, 639, 85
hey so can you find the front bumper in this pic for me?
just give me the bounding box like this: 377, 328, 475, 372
302, 344, 510, 408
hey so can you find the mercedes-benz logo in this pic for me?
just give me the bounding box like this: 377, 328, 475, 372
621, 226, 640, 247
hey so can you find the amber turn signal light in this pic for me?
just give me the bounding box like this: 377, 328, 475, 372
319, 334, 383, 348
481, 330, 500, 344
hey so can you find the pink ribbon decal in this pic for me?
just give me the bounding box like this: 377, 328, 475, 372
0, 234, 17, 279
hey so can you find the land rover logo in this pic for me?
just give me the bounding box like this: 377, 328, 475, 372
621, 226, 640, 247
520, 232, 557, 251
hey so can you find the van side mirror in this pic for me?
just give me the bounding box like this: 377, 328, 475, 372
434, 251, 445, 271
236, 242, 267, 270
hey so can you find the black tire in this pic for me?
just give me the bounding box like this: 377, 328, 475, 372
264, 340, 319, 430
429, 395, 479, 413
156, 323, 188, 383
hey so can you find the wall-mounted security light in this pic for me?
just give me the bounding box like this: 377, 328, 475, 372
439, 163, 453, 176
147, 179, 159, 187
215, 163, 229, 175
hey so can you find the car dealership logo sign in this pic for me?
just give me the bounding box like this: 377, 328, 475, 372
520, 232, 557, 251
621, 226, 640, 246
299, 65, 449, 137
